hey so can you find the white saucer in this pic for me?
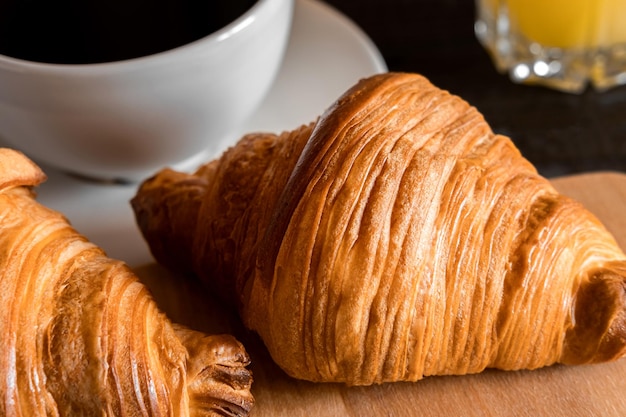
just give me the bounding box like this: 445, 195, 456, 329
36, 0, 387, 267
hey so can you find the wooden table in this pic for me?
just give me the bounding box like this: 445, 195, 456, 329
135, 171, 626, 416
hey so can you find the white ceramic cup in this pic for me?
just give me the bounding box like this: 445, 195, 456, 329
0, 0, 294, 182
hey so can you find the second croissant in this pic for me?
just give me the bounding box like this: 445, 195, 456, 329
132, 72, 626, 386
0, 148, 254, 416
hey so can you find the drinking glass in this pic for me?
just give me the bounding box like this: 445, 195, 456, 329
475, 0, 626, 93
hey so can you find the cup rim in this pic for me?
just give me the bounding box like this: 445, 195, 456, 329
0, 0, 278, 72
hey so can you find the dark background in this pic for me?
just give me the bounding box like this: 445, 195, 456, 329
323, 0, 626, 178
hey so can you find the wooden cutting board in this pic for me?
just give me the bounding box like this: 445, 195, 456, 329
134, 171, 626, 417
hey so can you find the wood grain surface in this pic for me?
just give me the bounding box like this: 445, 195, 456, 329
134, 171, 626, 417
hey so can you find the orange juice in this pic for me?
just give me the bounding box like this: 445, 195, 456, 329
506, 0, 626, 49
475, 0, 626, 92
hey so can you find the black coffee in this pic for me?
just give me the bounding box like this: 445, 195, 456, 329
0, 0, 257, 64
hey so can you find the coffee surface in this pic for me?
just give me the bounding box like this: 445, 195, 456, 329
0, 0, 257, 64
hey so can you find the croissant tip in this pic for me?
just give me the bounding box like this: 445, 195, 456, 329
563, 262, 626, 364
0, 148, 47, 191
177, 329, 255, 416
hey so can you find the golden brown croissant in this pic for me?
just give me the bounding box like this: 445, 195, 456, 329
132, 73, 626, 386
0, 148, 253, 416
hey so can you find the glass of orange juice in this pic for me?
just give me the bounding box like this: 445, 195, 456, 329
475, 0, 626, 93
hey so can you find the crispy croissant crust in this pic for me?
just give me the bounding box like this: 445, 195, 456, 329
0, 149, 253, 416
132, 73, 626, 386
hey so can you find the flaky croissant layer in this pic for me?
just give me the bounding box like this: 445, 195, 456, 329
132, 73, 626, 386
0, 149, 253, 416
